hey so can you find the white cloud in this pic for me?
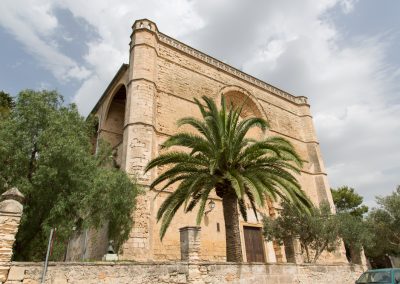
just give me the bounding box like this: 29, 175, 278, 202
0, 0, 91, 82
339, 0, 359, 13
55, 0, 204, 114
318, 103, 400, 205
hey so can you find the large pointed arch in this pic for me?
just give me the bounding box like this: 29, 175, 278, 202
216, 86, 268, 121
101, 84, 127, 148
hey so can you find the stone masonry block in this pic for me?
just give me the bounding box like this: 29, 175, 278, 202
6, 267, 25, 281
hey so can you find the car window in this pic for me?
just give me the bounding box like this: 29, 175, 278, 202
394, 270, 400, 283
358, 271, 392, 283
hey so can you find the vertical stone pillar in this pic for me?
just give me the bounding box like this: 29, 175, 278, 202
293, 238, 304, 264
283, 238, 304, 264
265, 241, 277, 263
350, 247, 367, 267
0, 187, 25, 282
283, 238, 295, 263
299, 103, 335, 208
180, 226, 201, 261
119, 19, 159, 261
300, 102, 348, 263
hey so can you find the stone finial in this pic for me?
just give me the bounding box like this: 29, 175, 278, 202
1, 187, 25, 203
0, 187, 25, 214
179, 226, 201, 261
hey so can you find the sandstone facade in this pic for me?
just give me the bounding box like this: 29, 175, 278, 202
90, 19, 344, 263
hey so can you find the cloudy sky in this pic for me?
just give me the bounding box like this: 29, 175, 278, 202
0, 0, 399, 206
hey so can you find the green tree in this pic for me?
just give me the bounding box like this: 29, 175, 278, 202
0, 90, 140, 260
365, 186, 400, 258
145, 96, 311, 262
337, 213, 373, 263
331, 186, 368, 218
331, 186, 370, 263
0, 90, 14, 118
263, 201, 340, 263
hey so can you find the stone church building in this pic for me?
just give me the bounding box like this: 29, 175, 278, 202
84, 19, 345, 263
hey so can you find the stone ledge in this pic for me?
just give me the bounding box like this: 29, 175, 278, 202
9, 260, 358, 267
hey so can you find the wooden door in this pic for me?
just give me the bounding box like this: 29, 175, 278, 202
243, 226, 265, 262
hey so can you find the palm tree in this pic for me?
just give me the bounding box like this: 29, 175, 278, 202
145, 96, 311, 262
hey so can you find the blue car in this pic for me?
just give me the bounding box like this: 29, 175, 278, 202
356, 269, 400, 284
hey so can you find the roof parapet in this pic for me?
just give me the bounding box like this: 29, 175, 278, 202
129, 19, 307, 105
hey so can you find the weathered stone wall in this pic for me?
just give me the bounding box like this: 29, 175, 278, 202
0, 213, 21, 283
91, 18, 344, 263
3, 262, 365, 284
0, 188, 25, 283
150, 191, 227, 262
0, 213, 21, 263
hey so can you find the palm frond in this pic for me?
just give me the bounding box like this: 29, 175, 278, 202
162, 133, 212, 155
238, 198, 248, 221
145, 152, 206, 172
177, 117, 215, 145
225, 170, 244, 199
245, 189, 259, 221
242, 173, 265, 207
196, 185, 214, 225
149, 164, 207, 189
231, 117, 269, 157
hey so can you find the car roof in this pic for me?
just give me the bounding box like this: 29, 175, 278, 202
367, 268, 400, 272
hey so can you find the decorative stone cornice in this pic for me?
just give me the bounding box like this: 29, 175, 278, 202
1, 187, 24, 204
131, 19, 308, 105
0, 187, 24, 214
158, 33, 308, 105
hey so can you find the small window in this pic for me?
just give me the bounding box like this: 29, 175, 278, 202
216, 223, 220, 232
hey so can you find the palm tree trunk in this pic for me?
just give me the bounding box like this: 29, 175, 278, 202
222, 192, 243, 262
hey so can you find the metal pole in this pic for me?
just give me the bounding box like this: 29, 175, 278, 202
41, 228, 54, 284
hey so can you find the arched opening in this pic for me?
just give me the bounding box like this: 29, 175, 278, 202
102, 84, 126, 167
221, 89, 266, 140
222, 91, 263, 119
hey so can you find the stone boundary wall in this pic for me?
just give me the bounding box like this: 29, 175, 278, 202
3, 261, 364, 284
0, 188, 24, 283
